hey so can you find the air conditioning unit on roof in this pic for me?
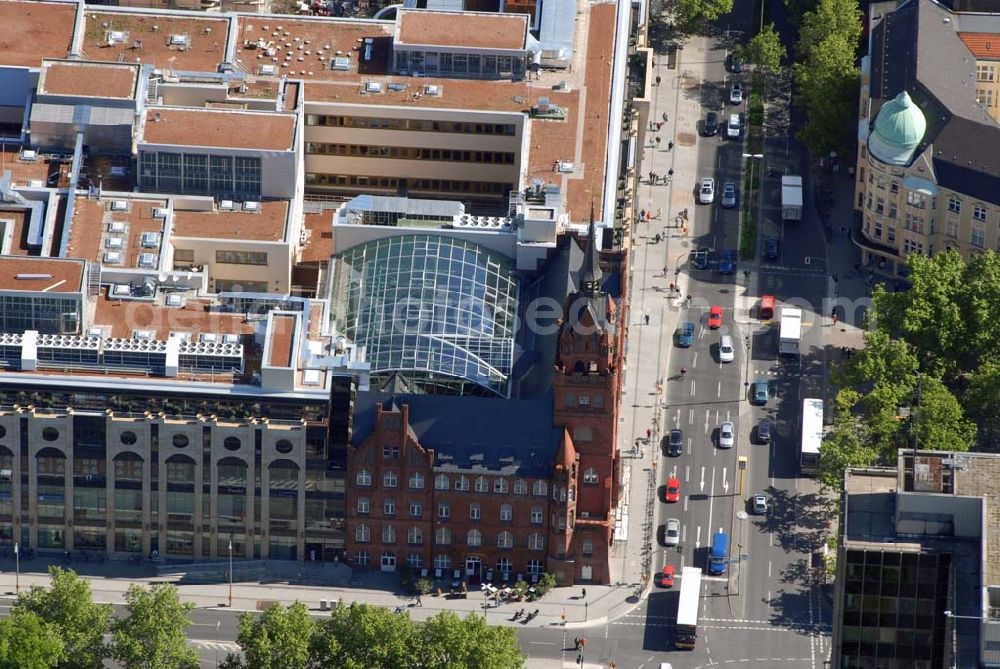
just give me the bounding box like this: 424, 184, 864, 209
243, 201, 260, 212
219, 200, 235, 211
111, 200, 128, 211
152, 208, 169, 219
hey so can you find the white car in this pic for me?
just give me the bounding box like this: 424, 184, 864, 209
698, 178, 715, 204
730, 81, 743, 105
718, 421, 734, 449
719, 335, 735, 363
664, 518, 681, 546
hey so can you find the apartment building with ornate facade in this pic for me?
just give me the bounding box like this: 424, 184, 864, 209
854, 0, 1000, 276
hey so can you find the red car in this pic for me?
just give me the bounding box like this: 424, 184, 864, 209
665, 477, 681, 503
708, 305, 723, 329
659, 564, 676, 587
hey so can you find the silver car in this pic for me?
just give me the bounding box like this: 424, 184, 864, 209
722, 182, 737, 208
719, 335, 735, 363
665, 518, 681, 546
730, 81, 743, 105
718, 421, 734, 449
699, 178, 716, 204
752, 494, 769, 515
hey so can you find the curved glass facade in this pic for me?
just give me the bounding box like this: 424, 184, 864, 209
330, 235, 518, 396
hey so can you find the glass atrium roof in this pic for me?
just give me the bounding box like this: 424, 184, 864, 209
330, 235, 518, 397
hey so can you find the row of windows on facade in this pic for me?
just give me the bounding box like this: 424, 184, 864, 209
354, 524, 547, 550
865, 216, 994, 253
866, 170, 998, 224
357, 497, 546, 523
138, 152, 262, 197
24, 457, 298, 484
21, 429, 293, 454
305, 172, 509, 195
304, 115, 518, 136
304, 142, 517, 165
355, 470, 594, 495
564, 393, 605, 408
353, 552, 547, 573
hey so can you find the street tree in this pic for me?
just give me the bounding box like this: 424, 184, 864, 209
796, 0, 862, 57
0, 609, 65, 669
420, 612, 525, 669
675, 0, 735, 26
221, 602, 316, 669
111, 583, 198, 669
793, 32, 860, 157
912, 375, 976, 452
14, 566, 112, 669
965, 361, 1000, 448
818, 408, 881, 493
744, 23, 785, 73
312, 602, 420, 669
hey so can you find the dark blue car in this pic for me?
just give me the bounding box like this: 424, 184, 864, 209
719, 250, 736, 274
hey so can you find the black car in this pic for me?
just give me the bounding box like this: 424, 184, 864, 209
666, 429, 683, 456
692, 247, 710, 269
730, 54, 744, 73
703, 111, 719, 136
757, 419, 772, 444
764, 236, 780, 261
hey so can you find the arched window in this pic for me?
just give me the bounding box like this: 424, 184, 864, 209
494, 478, 508, 494
434, 474, 449, 490
583, 468, 599, 484
475, 476, 488, 493
356, 469, 371, 486
514, 479, 528, 495
582, 539, 594, 556
381, 525, 396, 544
435, 527, 452, 545
455, 475, 469, 491
497, 531, 514, 549
407, 527, 423, 545
467, 529, 482, 547
532, 480, 547, 496
528, 532, 545, 551
355, 523, 370, 543
409, 472, 424, 489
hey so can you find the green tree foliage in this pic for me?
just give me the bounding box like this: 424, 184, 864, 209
675, 0, 735, 27
965, 361, 1000, 445
0, 609, 65, 669
913, 375, 976, 451
818, 399, 881, 493
792, 0, 862, 157
420, 612, 524, 669
744, 23, 785, 73
14, 567, 112, 669
111, 583, 198, 669
221, 602, 315, 669
312, 602, 420, 669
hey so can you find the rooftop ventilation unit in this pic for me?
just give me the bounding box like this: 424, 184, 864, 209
387, 83, 407, 92
107, 30, 126, 45
87, 328, 104, 338
103, 251, 123, 264
169, 34, 189, 47
200, 333, 219, 343
243, 201, 260, 212
112, 284, 131, 297
223, 333, 240, 345
557, 161, 575, 173
219, 200, 235, 211
108, 221, 127, 233
424, 85, 441, 96
133, 329, 155, 340
331, 57, 350, 71
259, 64, 276, 76
364, 81, 383, 94
138, 253, 157, 268
28, 180, 43, 188
152, 208, 169, 219
303, 369, 322, 385
165, 294, 184, 307
105, 237, 124, 249
141, 232, 161, 248
111, 200, 128, 211
19, 149, 37, 161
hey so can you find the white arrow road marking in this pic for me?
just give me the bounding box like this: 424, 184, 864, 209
700, 466, 706, 492
696, 525, 702, 549
723, 467, 729, 494
704, 410, 710, 432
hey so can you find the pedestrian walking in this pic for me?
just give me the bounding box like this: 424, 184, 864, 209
646, 428, 651, 440
655, 75, 661, 86
644, 314, 650, 325
657, 121, 664, 130
648, 171, 655, 183
574, 637, 581, 650
667, 140, 674, 151
654, 136, 661, 147
645, 210, 652, 221
582, 588, 587, 599
662, 112, 669, 122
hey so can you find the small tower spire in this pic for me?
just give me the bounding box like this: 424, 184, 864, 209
580, 201, 603, 296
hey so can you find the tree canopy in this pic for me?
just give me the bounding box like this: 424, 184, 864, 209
15, 567, 112, 669
674, 0, 734, 27
743, 23, 786, 73
111, 583, 199, 669
0, 609, 65, 669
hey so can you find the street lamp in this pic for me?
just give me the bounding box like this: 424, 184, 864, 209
228, 538, 233, 608
13, 542, 19, 593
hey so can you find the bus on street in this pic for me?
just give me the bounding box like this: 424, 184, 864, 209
800, 398, 824, 475
675, 567, 702, 649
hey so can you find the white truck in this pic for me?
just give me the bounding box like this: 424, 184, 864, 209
781, 175, 803, 221
778, 307, 802, 355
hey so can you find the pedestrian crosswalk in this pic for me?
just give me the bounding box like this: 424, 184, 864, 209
189, 639, 241, 653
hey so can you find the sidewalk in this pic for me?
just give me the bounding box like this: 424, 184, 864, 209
0, 558, 631, 630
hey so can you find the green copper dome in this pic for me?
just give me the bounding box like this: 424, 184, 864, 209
868, 91, 927, 166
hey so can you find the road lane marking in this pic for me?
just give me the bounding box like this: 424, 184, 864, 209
768, 561, 772, 578
682, 525, 687, 543
688, 408, 695, 424
684, 495, 689, 512
707, 468, 716, 549
685, 464, 690, 482
717, 380, 722, 397
693, 352, 699, 366
690, 380, 696, 396
687, 437, 692, 455
700, 466, 706, 491
696, 525, 702, 548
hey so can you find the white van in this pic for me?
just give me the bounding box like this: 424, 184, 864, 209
719, 335, 734, 363
727, 113, 741, 139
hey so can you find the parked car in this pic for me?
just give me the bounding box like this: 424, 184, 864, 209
730, 81, 743, 105
722, 182, 737, 208
764, 236, 780, 261
726, 113, 741, 139
659, 565, 676, 588
699, 178, 716, 204
757, 419, 772, 444
677, 322, 696, 347
754, 377, 770, 404
730, 53, 744, 73
664, 518, 681, 546
703, 111, 719, 136
718, 421, 734, 449
708, 305, 723, 329
751, 494, 770, 515
664, 477, 681, 503
719, 335, 735, 363
719, 249, 736, 274
665, 428, 683, 456
692, 247, 711, 269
